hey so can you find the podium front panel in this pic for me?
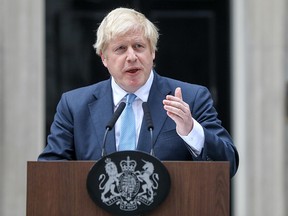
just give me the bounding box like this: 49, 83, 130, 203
27, 161, 229, 216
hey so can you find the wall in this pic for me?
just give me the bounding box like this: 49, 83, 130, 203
0, 0, 287, 215
232, 0, 288, 215
0, 0, 44, 215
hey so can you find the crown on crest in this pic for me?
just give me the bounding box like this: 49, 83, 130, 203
120, 156, 137, 172
105, 158, 112, 164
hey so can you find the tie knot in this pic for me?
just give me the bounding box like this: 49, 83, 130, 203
126, 93, 136, 105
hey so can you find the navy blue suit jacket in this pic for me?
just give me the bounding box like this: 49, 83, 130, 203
38, 72, 239, 177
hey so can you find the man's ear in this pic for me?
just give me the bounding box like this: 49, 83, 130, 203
100, 51, 108, 67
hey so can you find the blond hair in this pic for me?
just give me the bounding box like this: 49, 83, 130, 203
94, 8, 159, 55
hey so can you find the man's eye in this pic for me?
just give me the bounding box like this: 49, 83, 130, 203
135, 44, 144, 49
116, 46, 125, 51
114, 46, 126, 54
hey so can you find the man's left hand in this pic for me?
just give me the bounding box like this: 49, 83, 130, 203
163, 87, 194, 136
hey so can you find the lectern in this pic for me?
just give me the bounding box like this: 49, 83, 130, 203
27, 161, 229, 216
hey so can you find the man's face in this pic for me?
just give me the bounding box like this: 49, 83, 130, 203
101, 30, 155, 93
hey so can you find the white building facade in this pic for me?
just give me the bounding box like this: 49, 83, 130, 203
0, 0, 287, 215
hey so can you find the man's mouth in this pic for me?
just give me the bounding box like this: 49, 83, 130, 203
125, 68, 140, 73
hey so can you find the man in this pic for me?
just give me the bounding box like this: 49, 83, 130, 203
38, 7, 239, 177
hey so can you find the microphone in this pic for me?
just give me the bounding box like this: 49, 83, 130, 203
142, 102, 155, 156
106, 102, 126, 130
101, 102, 126, 157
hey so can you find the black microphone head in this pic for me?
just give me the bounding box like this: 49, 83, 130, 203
106, 102, 126, 130
142, 102, 154, 130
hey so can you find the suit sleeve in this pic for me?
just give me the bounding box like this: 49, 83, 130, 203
189, 86, 239, 177
38, 93, 76, 160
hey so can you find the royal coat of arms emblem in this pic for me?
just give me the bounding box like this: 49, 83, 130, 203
87, 151, 170, 216
99, 156, 159, 210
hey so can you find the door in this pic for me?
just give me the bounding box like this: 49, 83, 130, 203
45, 0, 231, 136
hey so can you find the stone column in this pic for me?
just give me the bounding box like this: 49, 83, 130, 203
232, 0, 287, 215
0, 0, 44, 215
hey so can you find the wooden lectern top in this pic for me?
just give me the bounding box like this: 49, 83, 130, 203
27, 161, 229, 216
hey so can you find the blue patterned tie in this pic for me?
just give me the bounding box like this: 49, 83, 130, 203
118, 94, 137, 151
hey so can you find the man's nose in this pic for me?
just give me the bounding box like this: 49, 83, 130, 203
126, 47, 137, 62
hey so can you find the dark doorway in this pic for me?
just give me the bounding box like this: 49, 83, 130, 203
45, 0, 231, 137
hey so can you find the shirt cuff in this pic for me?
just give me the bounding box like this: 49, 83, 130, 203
178, 119, 205, 155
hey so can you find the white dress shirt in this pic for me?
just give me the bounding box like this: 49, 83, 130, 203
111, 71, 204, 155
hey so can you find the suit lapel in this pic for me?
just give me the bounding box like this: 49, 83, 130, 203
88, 80, 117, 155
137, 73, 172, 153
88, 73, 172, 155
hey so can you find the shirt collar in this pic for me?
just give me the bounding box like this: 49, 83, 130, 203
111, 71, 154, 106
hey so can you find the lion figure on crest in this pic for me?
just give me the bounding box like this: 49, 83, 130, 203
99, 159, 120, 202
